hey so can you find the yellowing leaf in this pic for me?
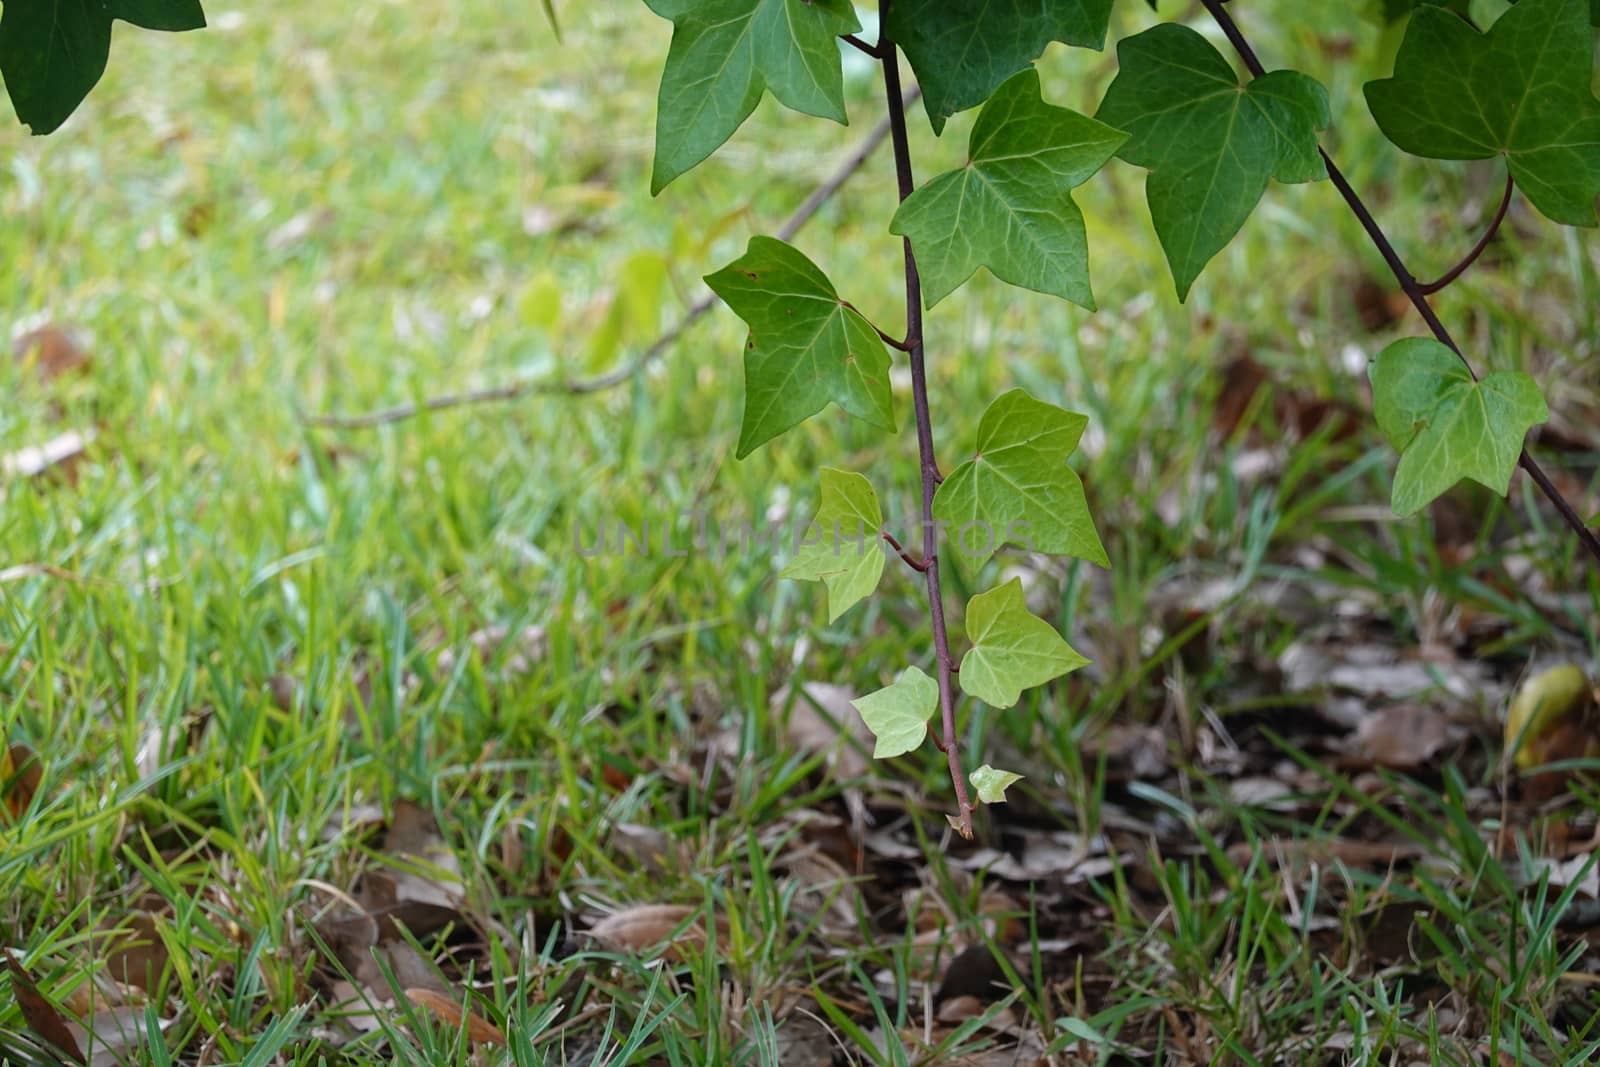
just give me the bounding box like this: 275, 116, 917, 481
970, 765, 1024, 803
850, 667, 938, 758
781, 468, 886, 622
959, 579, 1089, 708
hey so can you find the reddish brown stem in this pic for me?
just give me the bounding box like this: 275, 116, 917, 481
1200, 0, 1600, 571
881, 530, 932, 572
1418, 172, 1514, 295
880, 4, 975, 839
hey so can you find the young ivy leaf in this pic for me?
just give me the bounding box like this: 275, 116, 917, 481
780, 468, 886, 622
932, 389, 1107, 569
885, 0, 1114, 133
850, 667, 938, 758
0, 0, 206, 134
959, 578, 1089, 709
705, 236, 895, 457
1095, 24, 1330, 301
644, 0, 860, 193
970, 764, 1024, 804
1364, 0, 1600, 226
1369, 338, 1548, 517
889, 69, 1127, 310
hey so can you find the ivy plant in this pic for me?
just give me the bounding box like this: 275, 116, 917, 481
9, 0, 1600, 834
634, 0, 1600, 835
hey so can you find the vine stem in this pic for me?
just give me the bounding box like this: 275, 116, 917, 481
1200, 0, 1600, 569
879, 4, 974, 838
1418, 172, 1513, 295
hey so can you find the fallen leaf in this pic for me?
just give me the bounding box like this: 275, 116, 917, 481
5, 950, 85, 1063
1352, 704, 1460, 770
12, 325, 91, 381
587, 904, 707, 961
404, 988, 506, 1046
2, 742, 42, 818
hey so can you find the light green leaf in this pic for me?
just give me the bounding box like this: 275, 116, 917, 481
885, 0, 1114, 133
781, 468, 886, 621
970, 764, 1024, 803
889, 69, 1126, 309
1365, 0, 1600, 226
932, 389, 1106, 568
705, 236, 895, 457
959, 579, 1089, 709
1369, 338, 1548, 516
646, 0, 860, 193
851, 667, 938, 758
1095, 24, 1330, 300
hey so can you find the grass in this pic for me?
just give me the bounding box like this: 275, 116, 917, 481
2, 0, 1600, 1063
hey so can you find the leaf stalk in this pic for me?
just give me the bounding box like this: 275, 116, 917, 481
1199, 0, 1600, 569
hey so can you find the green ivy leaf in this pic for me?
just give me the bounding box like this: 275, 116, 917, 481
705, 236, 895, 457
0, 0, 206, 134
970, 764, 1024, 803
885, 0, 1114, 133
1365, 0, 1600, 226
645, 0, 859, 193
780, 468, 886, 622
851, 667, 938, 758
959, 578, 1089, 709
933, 389, 1107, 568
1369, 338, 1548, 517
889, 69, 1126, 309
1095, 24, 1330, 300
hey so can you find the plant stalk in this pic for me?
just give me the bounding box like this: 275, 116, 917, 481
879, 7, 974, 837
1200, 0, 1600, 569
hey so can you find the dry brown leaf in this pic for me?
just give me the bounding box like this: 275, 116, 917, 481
1352, 704, 1459, 770
404, 987, 506, 1046
101, 910, 169, 995
2, 742, 42, 818
5, 950, 85, 1063
587, 904, 707, 961
12, 325, 91, 381
779, 682, 870, 781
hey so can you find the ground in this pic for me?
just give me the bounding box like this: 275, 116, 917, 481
2, 1, 1599, 1064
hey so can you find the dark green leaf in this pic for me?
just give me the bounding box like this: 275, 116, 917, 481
705, 236, 895, 457
889, 69, 1126, 309
1369, 338, 1548, 516
1095, 24, 1329, 300
646, 0, 859, 193
110, 0, 206, 31
0, 0, 204, 134
1365, 0, 1600, 226
885, 0, 1114, 133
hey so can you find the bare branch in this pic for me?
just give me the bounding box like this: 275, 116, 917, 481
303, 91, 919, 431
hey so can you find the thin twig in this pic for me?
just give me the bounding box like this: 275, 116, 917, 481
1418, 172, 1515, 295
1200, 0, 1600, 570
302, 92, 920, 430
882, 529, 931, 572
880, 3, 975, 839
